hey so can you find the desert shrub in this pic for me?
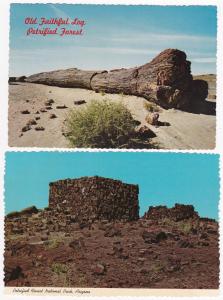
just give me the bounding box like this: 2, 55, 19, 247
51, 263, 68, 275
45, 238, 62, 249
177, 222, 193, 234
65, 99, 137, 148
143, 101, 161, 113
99, 90, 106, 96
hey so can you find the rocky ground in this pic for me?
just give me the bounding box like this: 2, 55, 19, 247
8, 74, 216, 149
4, 204, 219, 289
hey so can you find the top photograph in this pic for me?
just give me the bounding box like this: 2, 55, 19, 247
8, 4, 217, 150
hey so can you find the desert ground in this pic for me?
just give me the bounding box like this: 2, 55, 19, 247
4, 204, 219, 289
8, 74, 216, 149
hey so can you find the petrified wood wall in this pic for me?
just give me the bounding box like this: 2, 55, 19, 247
49, 176, 139, 222
143, 203, 199, 221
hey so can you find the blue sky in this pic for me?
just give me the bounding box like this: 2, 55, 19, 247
4, 152, 219, 220
9, 4, 217, 76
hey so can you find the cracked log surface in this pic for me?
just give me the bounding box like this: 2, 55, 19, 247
26, 48, 208, 110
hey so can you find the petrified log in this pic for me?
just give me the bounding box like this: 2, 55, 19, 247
26, 49, 208, 110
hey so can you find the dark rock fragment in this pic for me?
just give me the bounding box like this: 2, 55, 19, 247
22, 125, 31, 132
21, 110, 30, 114
26, 119, 37, 126
49, 113, 57, 119
56, 105, 67, 109
74, 100, 86, 105
35, 126, 45, 131
92, 263, 106, 275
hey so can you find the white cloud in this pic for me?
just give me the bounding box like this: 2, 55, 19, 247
49, 4, 70, 20
191, 57, 216, 63
107, 32, 216, 45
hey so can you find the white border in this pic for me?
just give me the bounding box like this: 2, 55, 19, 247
0, 1, 223, 300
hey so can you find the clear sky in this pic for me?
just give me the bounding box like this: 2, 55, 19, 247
9, 4, 217, 76
4, 152, 219, 220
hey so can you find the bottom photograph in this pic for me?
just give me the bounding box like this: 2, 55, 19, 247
4, 152, 219, 291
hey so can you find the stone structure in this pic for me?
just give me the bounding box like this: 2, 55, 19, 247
25, 49, 208, 110
49, 176, 139, 222
143, 203, 199, 222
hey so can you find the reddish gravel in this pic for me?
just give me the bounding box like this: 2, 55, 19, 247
4, 206, 219, 289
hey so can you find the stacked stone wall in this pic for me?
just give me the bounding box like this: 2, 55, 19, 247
49, 176, 139, 222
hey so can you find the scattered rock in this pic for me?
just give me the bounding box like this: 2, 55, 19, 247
142, 230, 167, 244
145, 112, 159, 126
56, 105, 67, 109
22, 125, 31, 132
104, 227, 121, 237
69, 238, 85, 250
44, 99, 54, 106
35, 111, 40, 114
41, 235, 48, 241
74, 100, 86, 105
35, 126, 45, 131
26, 119, 37, 126
21, 110, 30, 114
135, 125, 156, 138
177, 239, 193, 248
45, 106, 52, 110
199, 232, 208, 240
35, 117, 40, 120
40, 108, 47, 113
92, 263, 106, 275
198, 241, 210, 247
49, 114, 57, 119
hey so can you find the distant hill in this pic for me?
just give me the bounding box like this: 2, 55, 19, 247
193, 74, 216, 100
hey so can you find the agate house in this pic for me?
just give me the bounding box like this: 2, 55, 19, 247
49, 176, 139, 222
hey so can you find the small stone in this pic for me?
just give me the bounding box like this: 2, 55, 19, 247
74, 100, 86, 105
41, 235, 48, 241
35, 117, 40, 120
145, 112, 159, 125
56, 105, 67, 109
44, 99, 54, 106
40, 108, 47, 113
136, 125, 156, 138
35, 126, 45, 131
137, 257, 146, 262
35, 111, 40, 114
26, 119, 37, 126
49, 114, 57, 119
69, 238, 85, 250
45, 106, 52, 110
21, 110, 30, 114
177, 239, 193, 248
22, 125, 31, 132
92, 264, 106, 275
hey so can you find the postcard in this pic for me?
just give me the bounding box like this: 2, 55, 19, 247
8, 3, 217, 150
3, 151, 220, 296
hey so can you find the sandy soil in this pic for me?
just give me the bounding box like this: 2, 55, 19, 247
8, 82, 216, 149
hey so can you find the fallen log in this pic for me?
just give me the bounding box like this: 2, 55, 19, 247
26, 48, 208, 110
